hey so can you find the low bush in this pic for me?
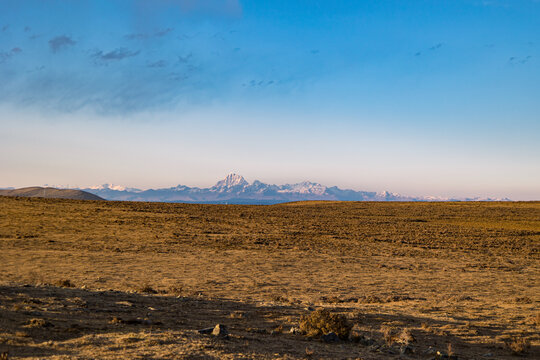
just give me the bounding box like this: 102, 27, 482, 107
299, 309, 351, 339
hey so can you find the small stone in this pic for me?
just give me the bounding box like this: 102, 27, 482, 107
321, 332, 340, 343
212, 324, 228, 337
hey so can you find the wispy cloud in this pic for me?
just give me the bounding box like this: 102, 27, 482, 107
509, 55, 533, 65
415, 43, 443, 57
93, 48, 140, 61
49, 35, 76, 52
125, 28, 173, 40
155, 28, 173, 37
147, 60, 167, 68
0, 47, 23, 63
177, 53, 193, 63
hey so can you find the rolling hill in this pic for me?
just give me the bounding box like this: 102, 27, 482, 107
0, 187, 103, 201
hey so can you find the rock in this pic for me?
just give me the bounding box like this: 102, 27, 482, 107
212, 324, 228, 337
321, 332, 340, 343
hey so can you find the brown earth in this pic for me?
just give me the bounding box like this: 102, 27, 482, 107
0, 196, 539, 359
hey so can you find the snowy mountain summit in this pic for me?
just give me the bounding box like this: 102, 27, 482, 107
213, 173, 249, 190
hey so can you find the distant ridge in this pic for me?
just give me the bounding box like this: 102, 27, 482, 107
0, 187, 104, 201
78, 173, 511, 204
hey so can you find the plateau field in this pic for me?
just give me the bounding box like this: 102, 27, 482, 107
0, 196, 538, 359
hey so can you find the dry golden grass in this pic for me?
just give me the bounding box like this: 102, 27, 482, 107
0, 196, 539, 359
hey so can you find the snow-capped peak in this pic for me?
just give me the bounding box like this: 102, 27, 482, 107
278, 181, 327, 195
213, 173, 249, 189
89, 183, 128, 191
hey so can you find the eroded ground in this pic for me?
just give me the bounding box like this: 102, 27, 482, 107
0, 197, 539, 359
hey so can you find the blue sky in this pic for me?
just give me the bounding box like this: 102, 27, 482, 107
1, 0, 539, 199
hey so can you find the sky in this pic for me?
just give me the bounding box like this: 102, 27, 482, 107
1, 0, 539, 200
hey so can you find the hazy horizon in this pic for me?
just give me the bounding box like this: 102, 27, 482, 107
1, 1, 539, 201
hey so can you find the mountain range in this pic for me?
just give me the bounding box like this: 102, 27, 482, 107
77, 174, 510, 204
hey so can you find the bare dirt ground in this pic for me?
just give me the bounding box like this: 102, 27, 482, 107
0, 196, 539, 359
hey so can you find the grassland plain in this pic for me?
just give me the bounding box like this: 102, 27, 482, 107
0, 196, 538, 359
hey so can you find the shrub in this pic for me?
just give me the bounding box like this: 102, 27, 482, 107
299, 309, 352, 339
